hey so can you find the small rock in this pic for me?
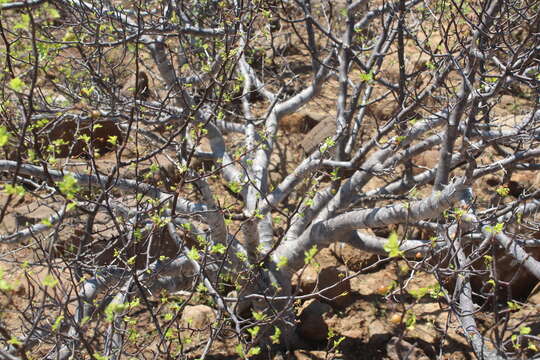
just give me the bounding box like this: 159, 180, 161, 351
329, 241, 378, 272
46, 118, 122, 157
412, 149, 439, 175
300, 117, 336, 154
386, 337, 430, 360
268, 33, 302, 57
226, 290, 251, 317
368, 319, 389, 338
293, 350, 327, 360
294, 265, 352, 308
366, 96, 395, 121
528, 282, 540, 305
297, 299, 332, 342
181, 305, 215, 331
341, 328, 364, 338
280, 113, 319, 134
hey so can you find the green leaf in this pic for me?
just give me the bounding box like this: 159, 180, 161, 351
57, 174, 79, 200
93, 353, 109, 360
228, 181, 242, 194
304, 245, 318, 265
486, 223, 504, 234
511, 334, 519, 347
129, 297, 140, 308
13, 14, 30, 30
254, 209, 264, 219
270, 326, 281, 344
104, 301, 128, 322
196, 283, 207, 293
66, 202, 77, 211
395, 135, 407, 144
149, 163, 159, 173
31, 119, 50, 130
247, 347, 261, 356
9, 77, 25, 92
0, 269, 15, 291
3, 184, 25, 196
383, 231, 403, 258
47, 7, 60, 19
252, 311, 266, 321
235, 251, 247, 262
0, 125, 10, 147
187, 247, 200, 261
405, 311, 416, 329
408, 287, 430, 300
276, 256, 288, 270
57, 175, 79, 200
507, 301, 521, 311
496, 186, 510, 197
52, 315, 64, 331
333, 336, 346, 348
247, 326, 260, 337
107, 135, 118, 146
410, 284, 443, 299
324, 137, 335, 146
180, 222, 192, 231
211, 243, 226, 254
235, 344, 245, 358
80, 87, 94, 97
7, 336, 22, 346
78, 134, 91, 143
43, 274, 58, 287
319, 137, 336, 152
194, 234, 205, 245
429, 283, 444, 299
359, 71, 374, 82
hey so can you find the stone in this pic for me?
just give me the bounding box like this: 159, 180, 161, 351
386, 337, 430, 360
368, 319, 389, 338
292, 350, 328, 360
226, 290, 251, 317
412, 149, 439, 175
366, 95, 395, 121
271, 33, 302, 56
181, 304, 216, 331
436, 243, 540, 302
351, 264, 396, 296
329, 241, 378, 272
300, 117, 336, 155
44, 118, 122, 157
293, 350, 327, 360
121, 71, 150, 100
294, 264, 352, 308
528, 282, 540, 305
297, 299, 332, 342
280, 113, 321, 134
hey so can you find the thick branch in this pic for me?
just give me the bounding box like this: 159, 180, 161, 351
275, 179, 472, 270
